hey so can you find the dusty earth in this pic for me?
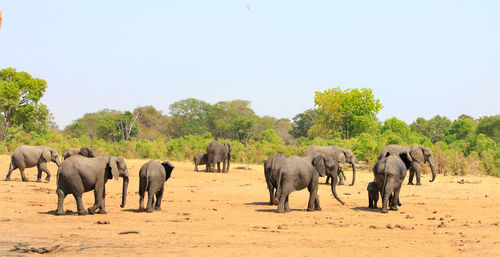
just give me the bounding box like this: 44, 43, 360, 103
1, 155, 499, 256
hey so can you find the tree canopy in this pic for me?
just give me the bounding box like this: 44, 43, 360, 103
0, 68, 49, 141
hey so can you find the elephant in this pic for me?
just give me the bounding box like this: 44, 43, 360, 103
139, 160, 174, 212
373, 150, 412, 213
263, 154, 287, 205
206, 141, 231, 173
193, 152, 208, 172
55, 156, 129, 215
367, 181, 379, 209
377, 144, 437, 185
302, 145, 357, 186
276, 154, 344, 213
5, 145, 61, 182
325, 163, 346, 185
62, 146, 97, 160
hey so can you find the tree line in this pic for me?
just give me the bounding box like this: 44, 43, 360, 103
1, 67, 499, 177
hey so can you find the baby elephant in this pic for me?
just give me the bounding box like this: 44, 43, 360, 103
367, 181, 379, 208
139, 160, 174, 212
193, 152, 208, 172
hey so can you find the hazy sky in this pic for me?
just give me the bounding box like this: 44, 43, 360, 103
0, 1, 499, 128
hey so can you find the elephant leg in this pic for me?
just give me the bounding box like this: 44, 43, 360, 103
139, 180, 146, 211
368, 195, 373, 208
194, 163, 198, 172
146, 190, 155, 213
307, 185, 319, 211
19, 167, 28, 182
413, 163, 422, 185
37, 162, 51, 182
314, 195, 321, 211
217, 162, 221, 173
267, 182, 275, 205
74, 193, 86, 215
155, 187, 164, 210
222, 160, 227, 173
374, 194, 379, 209
285, 195, 291, 212
391, 189, 401, 211
5, 161, 16, 181
277, 189, 290, 213
325, 175, 331, 185
88, 186, 104, 215
408, 169, 415, 185
98, 186, 107, 214
381, 184, 394, 213
56, 188, 66, 215
338, 173, 345, 185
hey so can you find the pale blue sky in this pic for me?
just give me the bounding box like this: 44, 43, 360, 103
0, 1, 499, 128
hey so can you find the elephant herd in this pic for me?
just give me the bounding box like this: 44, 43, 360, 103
264, 144, 437, 213
3, 142, 437, 216
5, 145, 174, 215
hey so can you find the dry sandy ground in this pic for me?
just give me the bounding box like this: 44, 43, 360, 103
1, 155, 499, 256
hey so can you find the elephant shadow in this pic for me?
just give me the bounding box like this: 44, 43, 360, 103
244, 201, 272, 206
350, 206, 382, 213
121, 209, 144, 213
254, 208, 305, 213
38, 210, 79, 216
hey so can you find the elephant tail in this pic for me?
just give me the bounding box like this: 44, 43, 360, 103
381, 171, 388, 200
276, 169, 283, 201
9, 157, 15, 171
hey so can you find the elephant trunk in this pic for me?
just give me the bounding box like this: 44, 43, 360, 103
349, 163, 356, 186
55, 158, 61, 167
331, 170, 345, 205
120, 176, 129, 208
429, 162, 436, 182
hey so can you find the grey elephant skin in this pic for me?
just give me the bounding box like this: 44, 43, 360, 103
373, 151, 412, 213
303, 145, 357, 186
367, 181, 379, 209
276, 154, 344, 213
378, 144, 436, 185
139, 160, 174, 212
264, 154, 286, 205
206, 141, 231, 173
56, 156, 129, 215
193, 152, 208, 172
62, 146, 97, 160
5, 145, 61, 182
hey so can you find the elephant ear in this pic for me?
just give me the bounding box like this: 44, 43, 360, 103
312, 154, 326, 177
161, 161, 174, 181
108, 157, 120, 181
41, 150, 51, 163
410, 146, 425, 163
399, 151, 412, 170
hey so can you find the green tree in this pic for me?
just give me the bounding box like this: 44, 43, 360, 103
0, 68, 50, 141
410, 115, 452, 143
133, 106, 170, 140
443, 118, 476, 144
476, 115, 500, 141
169, 98, 211, 137
314, 87, 382, 139
290, 109, 319, 138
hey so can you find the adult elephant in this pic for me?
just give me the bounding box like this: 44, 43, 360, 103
5, 145, 61, 182
56, 156, 129, 215
139, 160, 174, 212
302, 145, 357, 186
276, 154, 344, 213
193, 152, 208, 172
377, 145, 436, 185
62, 146, 97, 160
206, 141, 231, 173
263, 154, 286, 205
373, 150, 412, 213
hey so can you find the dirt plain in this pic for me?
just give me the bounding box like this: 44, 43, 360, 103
1, 155, 499, 256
